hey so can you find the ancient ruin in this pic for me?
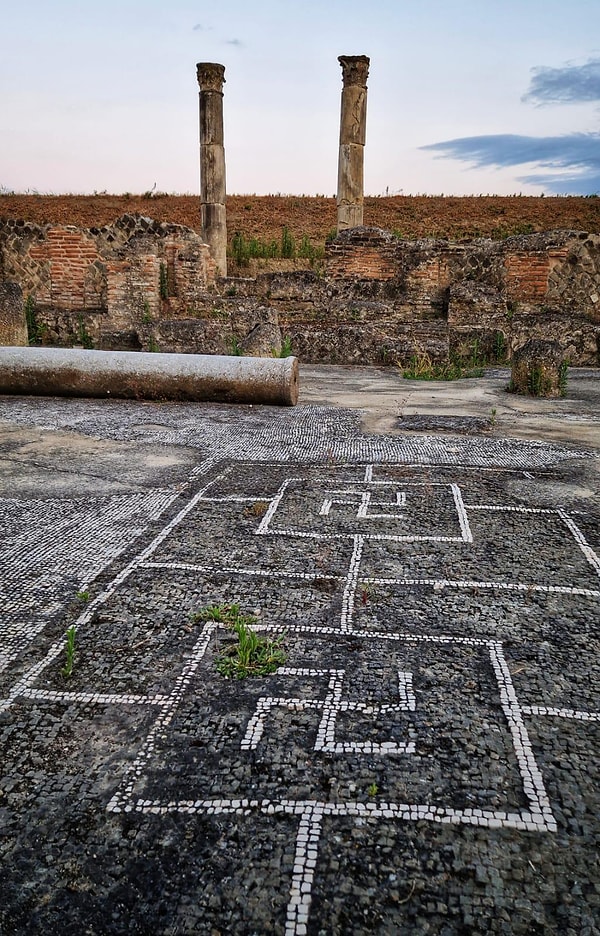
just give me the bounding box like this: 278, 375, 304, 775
336, 55, 370, 233
1, 218, 598, 367
0, 346, 299, 405
0, 54, 598, 369
197, 62, 227, 276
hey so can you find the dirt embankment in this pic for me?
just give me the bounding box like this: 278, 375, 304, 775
1, 193, 599, 246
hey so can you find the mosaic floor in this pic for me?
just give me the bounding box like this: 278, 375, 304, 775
0, 398, 599, 934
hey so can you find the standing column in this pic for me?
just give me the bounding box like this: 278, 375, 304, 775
336, 55, 370, 233
196, 62, 227, 276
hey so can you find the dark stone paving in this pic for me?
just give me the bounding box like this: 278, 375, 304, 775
0, 395, 599, 934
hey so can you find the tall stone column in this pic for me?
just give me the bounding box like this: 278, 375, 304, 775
336, 55, 370, 233
196, 62, 227, 276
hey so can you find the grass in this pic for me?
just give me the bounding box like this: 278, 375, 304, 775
61, 625, 76, 678
192, 604, 286, 679
508, 359, 568, 397
227, 335, 243, 356
25, 294, 47, 344
273, 335, 293, 358
76, 314, 94, 349
402, 344, 485, 381
229, 228, 324, 267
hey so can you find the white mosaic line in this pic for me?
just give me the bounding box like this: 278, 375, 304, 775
489, 643, 556, 830
557, 509, 600, 579
256, 479, 298, 534
107, 621, 218, 812
521, 705, 600, 721
197, 495, 273, 504
465, 505, 555, 514
221, 622, 492, 646
286, 809, 323, 936
340, 534, 364, 632
364, 465, 373, 482
126, 797, 554, 832
1, 461, 225, 712
241, 668, 416, 755
451, 484, 473, 543
361, 576, 600, 598
262, 529, 465, 543
141, 560, 345, 583
21, 688, 170, 706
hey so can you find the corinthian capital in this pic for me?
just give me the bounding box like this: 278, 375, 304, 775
196, 63, 226, 93
338, 55, 370, 88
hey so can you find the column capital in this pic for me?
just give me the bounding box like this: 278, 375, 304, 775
196, 62, 225, 93
338, 55, 370, 89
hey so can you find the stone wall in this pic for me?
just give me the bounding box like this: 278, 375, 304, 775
1, 217, 599, 366
0, 215, 216, 350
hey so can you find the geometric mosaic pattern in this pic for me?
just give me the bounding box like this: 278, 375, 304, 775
3, 446, 598, 935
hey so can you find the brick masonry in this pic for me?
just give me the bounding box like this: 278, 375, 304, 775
0, 218, 599, 366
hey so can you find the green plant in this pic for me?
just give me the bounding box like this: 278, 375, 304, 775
367, 782, 379, 797
159, 263, 169, 300
25, 294, 45, 344
231, 231, 250, 266
298, 234, 323, 263
490, 407, 497, 427
402, 344, 484, 381
225, 285, 237, 297
148, 337, 160, 353
227, 335, 243, 356
325, 227, 338, 244
76, 590, 90, 602
192, 604, 286, 679
142, 301, 153, 324
77, 314, 94, 349
280, 226, 296, 259
359, 582, 375, 605
492, 330, 507, 363
558, 360, 569, 396
273, 335, 293, 358
61, 625, 76, 678
527, 365, 550, 397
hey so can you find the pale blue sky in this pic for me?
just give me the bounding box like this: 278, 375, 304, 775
2, 0, 599, 195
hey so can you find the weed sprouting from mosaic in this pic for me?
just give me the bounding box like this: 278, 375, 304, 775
61, 625, 77, 678
192, 604, 286, 679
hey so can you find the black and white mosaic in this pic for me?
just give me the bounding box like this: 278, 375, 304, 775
0, 397, 599, 934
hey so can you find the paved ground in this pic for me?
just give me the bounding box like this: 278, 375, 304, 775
0, 366, 599, 935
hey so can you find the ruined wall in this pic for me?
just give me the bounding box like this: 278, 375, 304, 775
1, 218, 599, 366
0, 215, 216, 350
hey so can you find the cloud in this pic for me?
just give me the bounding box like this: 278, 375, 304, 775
523, 57, 600, 106
193, 23, 213, 32
422, 133, 600, 193
224, 38, 243, 47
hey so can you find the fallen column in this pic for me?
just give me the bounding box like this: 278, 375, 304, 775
0, 347, 299, 406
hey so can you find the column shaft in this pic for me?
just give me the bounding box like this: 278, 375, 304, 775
336, 55, 370, 233
197, 63, 227, 276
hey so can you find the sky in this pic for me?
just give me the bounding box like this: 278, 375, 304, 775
2, 0, 600, 196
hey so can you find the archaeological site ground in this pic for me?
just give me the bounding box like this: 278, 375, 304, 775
0, 365, 598, 934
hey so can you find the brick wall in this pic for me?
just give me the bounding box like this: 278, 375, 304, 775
1, 219, 598, 366
326, 228, 397, 280
0, 215, 217, 349
505, 252, 553, 302
29, 227, 105, 311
